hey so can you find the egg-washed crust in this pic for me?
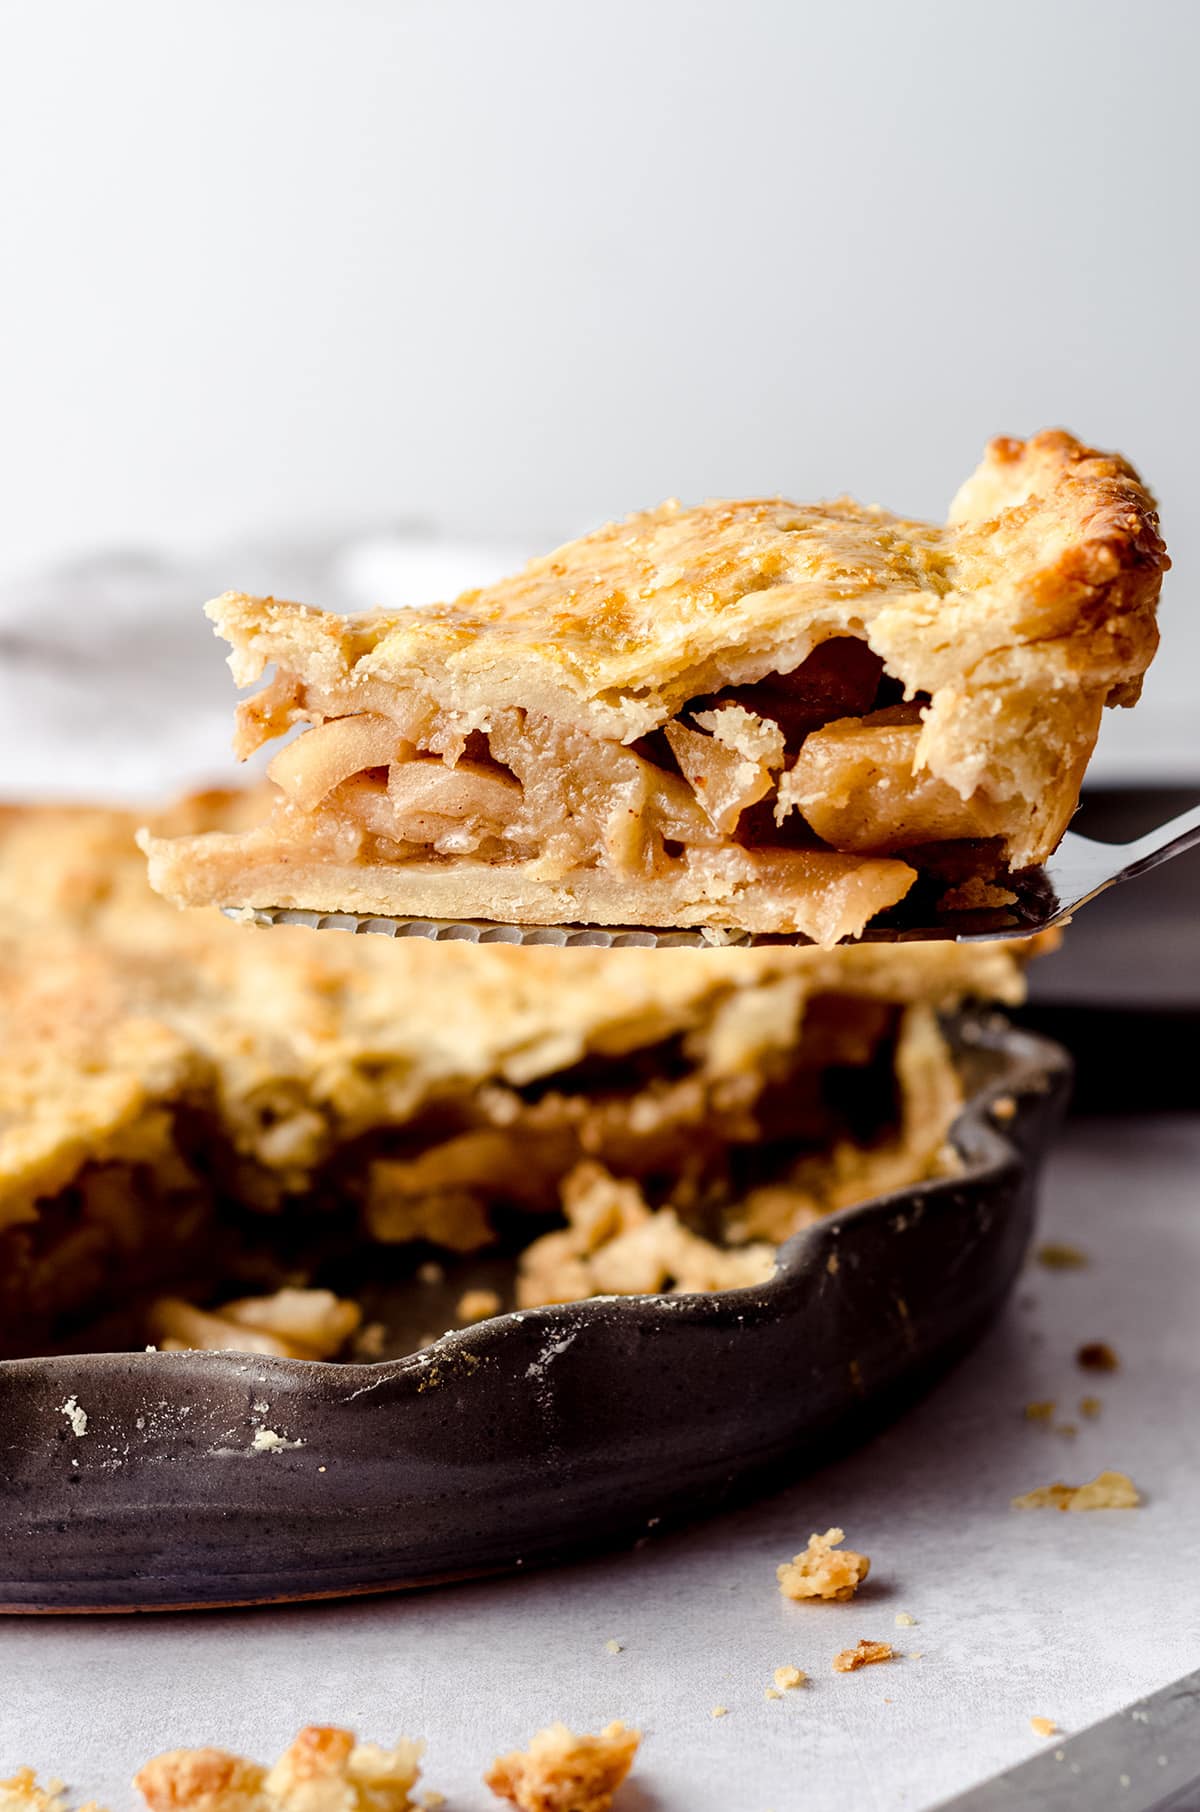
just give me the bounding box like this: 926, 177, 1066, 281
139, 432, 1166, 933
203, 430, 1166, 738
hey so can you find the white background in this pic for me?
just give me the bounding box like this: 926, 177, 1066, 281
0, 0, 1196, 779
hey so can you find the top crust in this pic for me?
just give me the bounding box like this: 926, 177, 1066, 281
207, 430, 1167, 749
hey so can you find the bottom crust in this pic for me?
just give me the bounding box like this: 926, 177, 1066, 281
140, 832, 917, 944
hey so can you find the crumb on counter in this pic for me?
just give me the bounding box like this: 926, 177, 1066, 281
603, 1640, 622, 1655
778, 1528, 870, 1602
1036, 1242, 1089, 1270
1077, 1341, 1119, 1372
773, 1665, 807, 1691
1079, 1396, 1102, 1419
1012, 1469, 1140, 1511
832, 1640, 894, 1674
894, 1612, 916, 1628
135, 1724, 423, 1812
1030, 1717, 1058, 1739
1024, 1400, 1056, 1423
710, 1707, 728, 1720
484, 1722, 640, 1812
456, 1288, 502, 1324
0, 1770, 105, 1812
764, 1688, 781, 1701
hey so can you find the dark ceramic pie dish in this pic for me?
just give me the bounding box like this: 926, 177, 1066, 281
0, 1014, 1069, 1613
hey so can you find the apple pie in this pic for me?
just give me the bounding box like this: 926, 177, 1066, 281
140, 431, 1166, 942
0, 794, 1038, 1359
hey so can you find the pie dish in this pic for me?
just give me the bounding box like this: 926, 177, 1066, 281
0, 1009, 1069, 1610
140, 430, 1167, 942
0, 794, 1037, 1361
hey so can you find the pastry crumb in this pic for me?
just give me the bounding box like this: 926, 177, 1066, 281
456, 1288, 502, 1324
1077, 1340, 1119, 1372
484, 1722, 640, 1812
250, 1427, 304, 1454
603, 1639, 622, 1655
778, 1527, 870, 1602
940, 878, 1019, 913
419, 1795, 446, 1811
832, 1639, 894, 1674
764, 1688, 781, 1701
710, 1706, 728, 1719
516, 1161, 774, 1310
1024, 1400, 1056, 1422
1012, 1468, 1140, 1511
0, 1770, 105, 1812
1055, 1422, 1078, 1440
59, 1396, 88, 1438
1030, 1717, 1058, 1739
894, 1611, 916, 1628
1079, 1396, 1102, 1419
135, 1725, 423, 1812
773, 1665, 806, 1691
1036, 1241, 1089, 1270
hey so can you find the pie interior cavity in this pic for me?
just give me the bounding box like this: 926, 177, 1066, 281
0, 795, 1038, 1360
140, 430, 1166, 942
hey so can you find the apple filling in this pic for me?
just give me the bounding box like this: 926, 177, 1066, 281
228, 637, 1007, 941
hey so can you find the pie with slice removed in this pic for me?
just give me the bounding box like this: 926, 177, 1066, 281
1, 794, 1040, 1359
140, 431, 1166, 943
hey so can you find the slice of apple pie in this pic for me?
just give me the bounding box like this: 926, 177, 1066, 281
141, 431, 1166, 943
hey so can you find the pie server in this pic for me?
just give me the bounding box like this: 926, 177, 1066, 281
222, 800, 1200, 947
933, 1667, 1200, 1812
